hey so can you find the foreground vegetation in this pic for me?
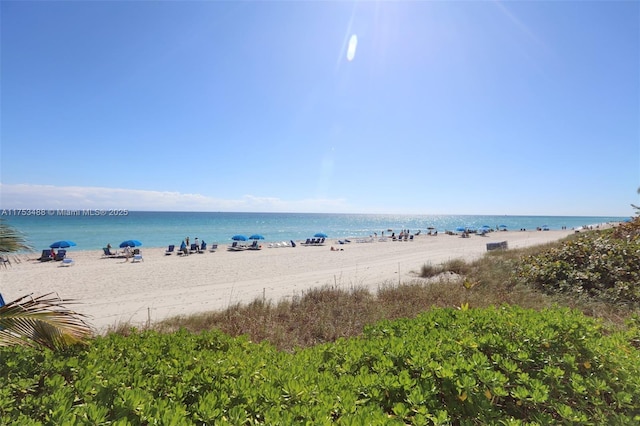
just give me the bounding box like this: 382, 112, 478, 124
1, 306, 639, 424
1, 217, 639, 424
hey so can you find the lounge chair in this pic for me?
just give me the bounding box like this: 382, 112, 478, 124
290, 240, 296, 248
132, 254, 144, 262
189, 243, 198, 254
199, 242, 207, 253
248, 240, 261, 250
103, 247, 117, 258
61, 258, 75, 267
165, 245, 175, 255
209, 243, 218, 253
54, 250, 67, 261
38, 249, 53, 262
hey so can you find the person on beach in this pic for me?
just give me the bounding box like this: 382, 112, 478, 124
123, 246, 131, 262
50, 249, 56, 259
186, 237, 190, 247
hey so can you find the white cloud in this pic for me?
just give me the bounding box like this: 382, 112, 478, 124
0, 183, 350, 213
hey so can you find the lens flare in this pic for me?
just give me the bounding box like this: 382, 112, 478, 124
346, 34, 358, 61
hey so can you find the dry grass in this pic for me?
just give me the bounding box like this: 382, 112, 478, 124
124, 236, 639, 352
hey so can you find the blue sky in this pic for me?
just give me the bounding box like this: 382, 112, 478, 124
1, 1, 638, 216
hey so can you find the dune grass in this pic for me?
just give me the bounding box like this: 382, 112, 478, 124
141, 230, 639, 352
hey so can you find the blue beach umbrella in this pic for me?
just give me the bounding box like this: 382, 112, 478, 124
50, 240, 77, 249
232, 235, 248, 241
455, 227, 467, 232
499, 225, 508, 229
249, 234, 264, 240
314, 232, 328, 238
119, 240, 142, 248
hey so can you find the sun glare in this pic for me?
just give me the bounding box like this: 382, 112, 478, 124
346, 34, 358, 61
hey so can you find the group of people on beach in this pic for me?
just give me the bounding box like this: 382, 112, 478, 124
179, 236, 204, 255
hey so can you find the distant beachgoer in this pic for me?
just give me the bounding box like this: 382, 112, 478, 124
123, 246, 131, 261
50, 249, 56, 259
186, 237, 190, 247
194, 237, 199, 248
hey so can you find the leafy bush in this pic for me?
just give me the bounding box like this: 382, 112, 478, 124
1, 307, 638, 424
514, 219, 640, 306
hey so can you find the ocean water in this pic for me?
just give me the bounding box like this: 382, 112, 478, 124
1, 211, 628, 251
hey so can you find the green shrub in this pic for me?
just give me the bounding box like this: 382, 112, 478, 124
514, 219, 640, 306
1, 307, 638, 424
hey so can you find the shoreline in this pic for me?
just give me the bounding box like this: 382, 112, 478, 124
2, 230, 574, 332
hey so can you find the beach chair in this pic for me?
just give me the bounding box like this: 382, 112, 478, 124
133, 248, 141, 255
38, 249, 53, 262
209, 243, 218, 253
165, 245, 175, 255
290, 240, 296, 248
132, 254, 144, 262
54, 250, 67, 261
1, 255, 11, 268
61, 258, 75, 267
302, 238, 311, 245
103, 247, 117, 258
248, 240, 261, 250
189, 243, 198, 254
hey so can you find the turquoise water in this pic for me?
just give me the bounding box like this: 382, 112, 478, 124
1, 211, 628, 251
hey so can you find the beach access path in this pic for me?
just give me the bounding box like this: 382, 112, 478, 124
1, 230, 572, 332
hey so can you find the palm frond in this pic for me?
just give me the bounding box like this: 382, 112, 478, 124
0, 293, 93, 350
0, 219, 33, 253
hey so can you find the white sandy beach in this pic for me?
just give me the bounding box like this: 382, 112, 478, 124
1, 230, 573, 332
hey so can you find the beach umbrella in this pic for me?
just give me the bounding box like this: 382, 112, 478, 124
455, 227, 467, 232
232, 235, 248, 241
49, 240, 77, 249
249, 234, 264, 240
314, 232, 328, 238
119, 240, 142, 248
499, 224, 508, 229
427, 226, 435, 230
